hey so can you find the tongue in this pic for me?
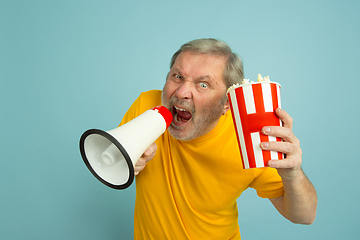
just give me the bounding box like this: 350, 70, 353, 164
176, 109, 192, 121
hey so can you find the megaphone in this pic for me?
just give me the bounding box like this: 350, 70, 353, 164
79, 106, 173, 190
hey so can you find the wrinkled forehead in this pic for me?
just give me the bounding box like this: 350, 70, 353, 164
171, 52, 227, 80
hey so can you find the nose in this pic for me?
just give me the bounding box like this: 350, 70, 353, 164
175, 82, 193, 100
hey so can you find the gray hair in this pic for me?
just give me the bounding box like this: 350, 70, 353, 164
170, 38, 244, 88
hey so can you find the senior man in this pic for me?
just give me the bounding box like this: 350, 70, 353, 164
120, 38, 317, 239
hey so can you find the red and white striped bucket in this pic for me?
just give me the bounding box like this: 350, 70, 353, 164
227, 81, 284, 169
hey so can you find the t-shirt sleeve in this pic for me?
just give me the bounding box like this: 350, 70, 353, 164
248, 167, 284, 199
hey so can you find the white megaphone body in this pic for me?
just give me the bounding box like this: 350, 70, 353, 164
79, 106, 173, 190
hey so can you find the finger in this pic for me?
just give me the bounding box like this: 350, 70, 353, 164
134, 157, 147, 175
134, 164, 146, 175
135, 143, 157, 176
135, 157, 146, 167
262, 126, 300, 145
275, 108, 293, 130
260, 141, 296, 155
268, 158, 297, 169
142, 142, 157, 158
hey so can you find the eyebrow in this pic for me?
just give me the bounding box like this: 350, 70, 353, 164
172, 67, 183, 75
172, 68, 213, 81
197, 75, 212, 81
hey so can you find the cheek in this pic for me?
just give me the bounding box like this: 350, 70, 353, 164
162, 82, 174, 105
163, 82, 177, 97
196, 95, 222, 114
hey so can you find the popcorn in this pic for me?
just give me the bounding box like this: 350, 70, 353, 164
227, 74, 272, 93
242, 79, 250, 84
226, 83, 240, 94
257, 74, 270, 82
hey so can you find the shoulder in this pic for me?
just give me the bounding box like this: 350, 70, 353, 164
139, 89, 162, 100
120, 90, 162, 126
137, 90, 163, 111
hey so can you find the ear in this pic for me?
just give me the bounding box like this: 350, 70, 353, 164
222, 98, 230, 115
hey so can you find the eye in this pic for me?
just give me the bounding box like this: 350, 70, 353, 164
199, 82, 208, 89
172, 74, 183, 82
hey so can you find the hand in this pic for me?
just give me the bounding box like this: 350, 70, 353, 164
134, 142, 157, 175
260, 108, 303, 180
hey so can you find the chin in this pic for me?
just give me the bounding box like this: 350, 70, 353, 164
168, 126, 195, 141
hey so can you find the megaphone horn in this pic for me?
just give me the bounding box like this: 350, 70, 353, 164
79, 106, 173, 190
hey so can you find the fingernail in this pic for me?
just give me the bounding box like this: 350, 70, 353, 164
268, 160, 275, 168
261, 142, 269, 149
135, 171, 139, 175
263, 127, 270, 134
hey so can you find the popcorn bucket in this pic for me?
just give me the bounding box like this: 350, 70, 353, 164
227, 81, 284, 169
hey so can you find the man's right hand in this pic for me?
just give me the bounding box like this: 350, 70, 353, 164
134, 142, 157, 175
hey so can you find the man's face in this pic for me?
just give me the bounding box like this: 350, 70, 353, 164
161, 51, 230, 141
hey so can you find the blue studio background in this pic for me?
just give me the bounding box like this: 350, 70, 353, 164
1, 0, 359, 239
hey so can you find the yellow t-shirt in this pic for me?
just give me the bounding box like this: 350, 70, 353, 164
120, 90, 284, 240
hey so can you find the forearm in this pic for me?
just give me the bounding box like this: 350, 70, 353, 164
271, 170, 317, 224
262, 109, 317, 224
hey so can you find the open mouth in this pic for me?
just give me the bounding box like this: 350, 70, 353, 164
173, 105, 192, 123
